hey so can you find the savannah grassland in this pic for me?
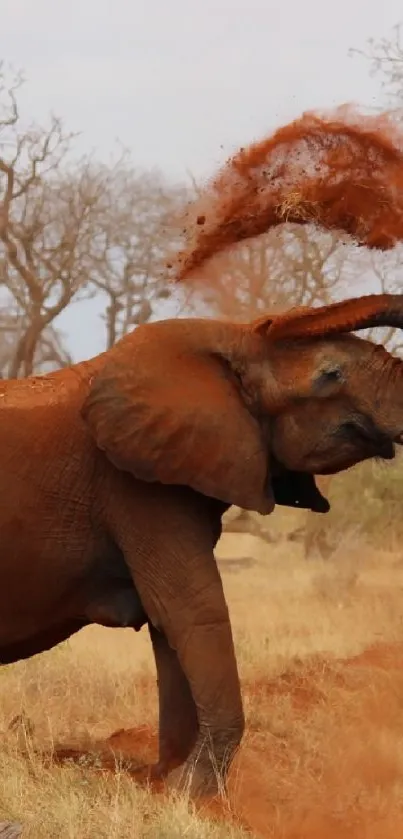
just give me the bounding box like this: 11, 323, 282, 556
2, 463, 403, 838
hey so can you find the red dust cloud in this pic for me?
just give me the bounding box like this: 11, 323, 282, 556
171, 106, 403, 283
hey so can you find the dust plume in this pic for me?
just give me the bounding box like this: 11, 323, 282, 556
172, 105, 403, 282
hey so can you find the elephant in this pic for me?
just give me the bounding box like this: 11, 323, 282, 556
1, 293, 403, 799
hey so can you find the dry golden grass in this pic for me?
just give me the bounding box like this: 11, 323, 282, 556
2, 518, 403, 838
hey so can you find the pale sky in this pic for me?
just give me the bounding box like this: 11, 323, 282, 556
3, 0, 403, 360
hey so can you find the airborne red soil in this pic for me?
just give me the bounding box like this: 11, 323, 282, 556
172, 107, 403, 283
49, 639, 403, 839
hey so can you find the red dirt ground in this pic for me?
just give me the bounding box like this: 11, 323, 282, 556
50, 641, 403, 839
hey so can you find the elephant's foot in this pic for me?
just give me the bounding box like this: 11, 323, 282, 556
164, 734, 239, 800
131, 746, 229, 800
166, 758, 225, 800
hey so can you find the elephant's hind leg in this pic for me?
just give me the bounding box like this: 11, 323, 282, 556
149, 624, 198, 776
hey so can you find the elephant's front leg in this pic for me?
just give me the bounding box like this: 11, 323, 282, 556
165, 605, 245, 798
149, 624, 198, 776
124, 541, 245, 798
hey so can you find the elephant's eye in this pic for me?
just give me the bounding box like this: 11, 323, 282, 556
315, 365, 344, 392
341, 421, 372, 442
323, 366, 343, 382
342, 421, 358, 436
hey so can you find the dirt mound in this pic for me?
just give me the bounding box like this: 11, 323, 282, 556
52, 724, 157, 780
103, 724, 157, 760
172, 106, 403, 283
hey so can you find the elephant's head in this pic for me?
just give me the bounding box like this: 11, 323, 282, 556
81, 294, 403, 516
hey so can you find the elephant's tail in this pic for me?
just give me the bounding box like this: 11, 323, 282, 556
171, 105, 403, 281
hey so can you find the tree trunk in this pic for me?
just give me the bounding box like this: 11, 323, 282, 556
8, 316, 44, 378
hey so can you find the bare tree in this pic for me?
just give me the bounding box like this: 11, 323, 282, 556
350, 23, 403, 114
0, 63, 188, 377
90, 165, 187, 349
0, 64, 108, 376
0, 312, 72, 377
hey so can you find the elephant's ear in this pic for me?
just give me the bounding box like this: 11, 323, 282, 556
81, 322, 274, 514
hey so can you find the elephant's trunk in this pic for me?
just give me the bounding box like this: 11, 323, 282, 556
265, 294, 403, 341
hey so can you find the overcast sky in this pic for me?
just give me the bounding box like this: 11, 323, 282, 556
3, 0, 403, 360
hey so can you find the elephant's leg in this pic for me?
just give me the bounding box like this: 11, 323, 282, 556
165, 605, 245, 798
149, 624, 198, 776
121, 543, 244, 798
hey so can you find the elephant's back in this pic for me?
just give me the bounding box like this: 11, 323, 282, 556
0, 376, 66, 412
0, 359, 98, 410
